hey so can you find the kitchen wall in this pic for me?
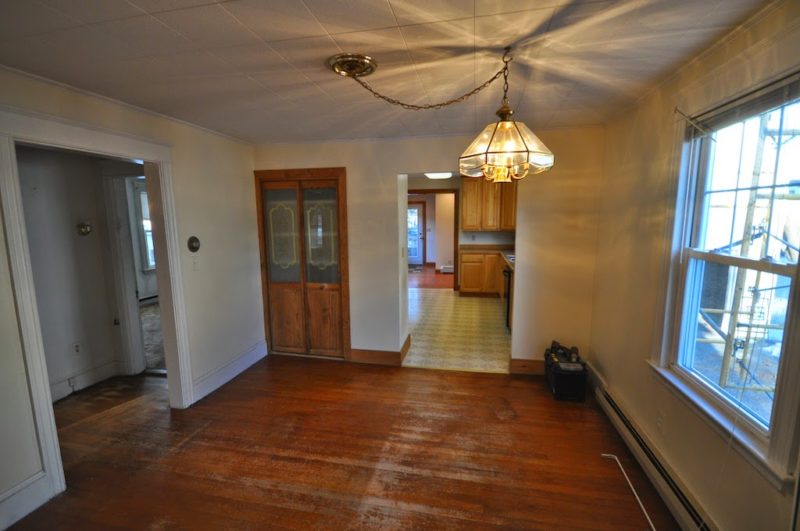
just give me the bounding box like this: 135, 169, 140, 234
589, 1, 800, 529
434, 193, 455, 271
17, 146, 121, 402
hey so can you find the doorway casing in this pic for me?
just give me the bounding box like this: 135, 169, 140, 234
0, 107, 192, 522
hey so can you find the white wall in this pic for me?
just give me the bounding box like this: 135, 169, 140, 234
256, 131, 603, 356
589, 2, 800, 529
0, 192, 42, 499
434, 193, 455, 271
17, 146, 121, 401
0, 67, 265, 524
1, 68, 264, 385
512, 127, 604, 360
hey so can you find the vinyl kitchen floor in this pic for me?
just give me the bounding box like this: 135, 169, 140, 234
403, 288, 510, 374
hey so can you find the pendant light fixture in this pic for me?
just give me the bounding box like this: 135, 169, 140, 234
459, 49, 554, 182
328, 47, 554, 182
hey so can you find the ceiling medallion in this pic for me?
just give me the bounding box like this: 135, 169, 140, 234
328, 53, 378, 78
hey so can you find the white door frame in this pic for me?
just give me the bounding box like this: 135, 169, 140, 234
0, 107, 194, 517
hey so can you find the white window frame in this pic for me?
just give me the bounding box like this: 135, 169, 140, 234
655, 76, 800, 486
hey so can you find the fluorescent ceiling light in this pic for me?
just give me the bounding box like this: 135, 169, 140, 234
425, 172, 453, 179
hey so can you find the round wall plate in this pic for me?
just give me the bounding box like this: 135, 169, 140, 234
327, 53, 378, 77
187, 236, 200, 253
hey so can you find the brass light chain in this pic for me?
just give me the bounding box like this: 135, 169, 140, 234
350, 47, 513, 111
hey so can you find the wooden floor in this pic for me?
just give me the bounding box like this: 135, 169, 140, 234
408, 263, 454, 289
16, 357, 677, 530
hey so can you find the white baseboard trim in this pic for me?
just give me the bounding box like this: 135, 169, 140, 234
0, 471, 57, 529
586, 362, 716, 531
192, 341, 267, 404
49, 360, 120, 402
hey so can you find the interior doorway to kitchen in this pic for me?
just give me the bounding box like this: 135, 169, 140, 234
402, 173, 511, 374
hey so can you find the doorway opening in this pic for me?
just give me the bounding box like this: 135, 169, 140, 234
402, 174, 512, 374
128, 177, 165, 373
15, 144, 169, 403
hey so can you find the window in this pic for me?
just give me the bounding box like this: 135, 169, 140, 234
666, 76, 800, 476
134, 179, 156, 271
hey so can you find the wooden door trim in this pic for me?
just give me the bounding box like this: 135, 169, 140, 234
255, 167, 351, 361
408, 188, 460, 291
407, 200, 426, 265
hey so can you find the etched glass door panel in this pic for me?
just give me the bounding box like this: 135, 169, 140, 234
263, 187, 300, 283
303, 187, 339, 284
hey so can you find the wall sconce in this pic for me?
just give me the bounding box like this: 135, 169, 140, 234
76, 222, 92, 236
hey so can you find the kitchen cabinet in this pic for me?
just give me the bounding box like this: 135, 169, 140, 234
458, 251, 505, 295
460, 178, 482, 230
460, 178, 516, 231
499, 181, 517, 231
459, 253, 485, 293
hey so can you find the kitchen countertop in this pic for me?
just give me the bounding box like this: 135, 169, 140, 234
501, 250, 515, 271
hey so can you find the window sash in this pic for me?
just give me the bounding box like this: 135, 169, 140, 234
662, 76, 800, 480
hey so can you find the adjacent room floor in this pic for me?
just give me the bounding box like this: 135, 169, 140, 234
140, 300, 165, 371
404, 288, 510, 373
408, 264, 454, 289
15, 356, 676, 530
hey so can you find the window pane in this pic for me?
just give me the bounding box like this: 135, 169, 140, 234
698, 98, 800, 266
304, 188, 339, 284
264, 188, 301, 283
680, 259, 791, 426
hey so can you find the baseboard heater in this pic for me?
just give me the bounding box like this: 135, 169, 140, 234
601, 389, 711, 531
440, 265, 454, 273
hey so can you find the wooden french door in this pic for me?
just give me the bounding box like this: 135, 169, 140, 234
255, 168, 350, 359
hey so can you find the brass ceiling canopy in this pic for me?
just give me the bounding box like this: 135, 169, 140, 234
328, 53, 378, 77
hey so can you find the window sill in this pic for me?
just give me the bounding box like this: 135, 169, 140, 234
648, 361, 794, 491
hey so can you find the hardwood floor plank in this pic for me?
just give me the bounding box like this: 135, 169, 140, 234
14, 356, 678, 530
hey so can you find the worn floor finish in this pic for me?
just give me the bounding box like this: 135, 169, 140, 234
404, 288, 510, 373
16, 357, 677, 530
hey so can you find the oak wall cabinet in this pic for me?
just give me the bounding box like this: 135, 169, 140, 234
460, 178, 517, 232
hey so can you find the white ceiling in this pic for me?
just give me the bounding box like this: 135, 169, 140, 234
0, 0, 767, 143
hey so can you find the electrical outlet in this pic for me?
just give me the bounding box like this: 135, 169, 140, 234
71, 342, 81, 354
67, 377, 76, 388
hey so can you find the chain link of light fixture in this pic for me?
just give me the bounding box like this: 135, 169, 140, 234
350, 47, 513, 111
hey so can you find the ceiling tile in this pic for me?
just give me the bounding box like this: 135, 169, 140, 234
332, 27, 412, 66
268, 35, 341, 71
38, 0, 144, 24
128, 0, 222, 14
400, 17, 474, 66
155, 4, 260, 49
144, 51, 239, 78
475, 0, 563, 17
303, 0, 397, 34
250, 69, 329, 105
209, 43, 287, 72
0, 0, 767, 142
222, 0, 327, 41
389, 0, 475, 25
0, 0, 81, 40
94, 15, 196, 57
474, 8, 552, 50
41, 24, 140, 62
